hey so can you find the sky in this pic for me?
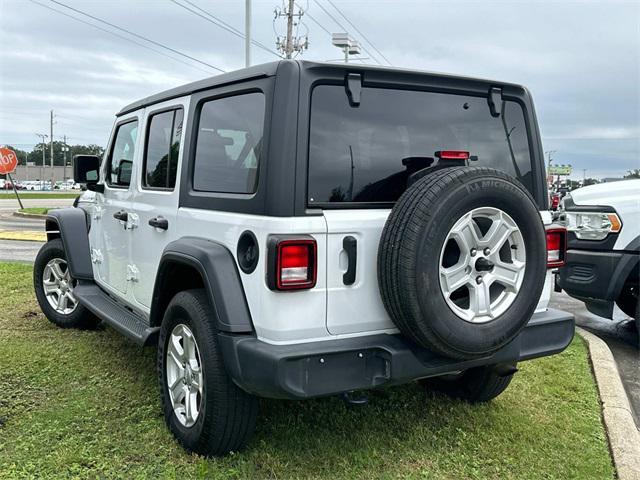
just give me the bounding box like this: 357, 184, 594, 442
0, 0, 638, 180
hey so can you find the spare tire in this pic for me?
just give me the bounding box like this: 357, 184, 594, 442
378, 167, 546, 359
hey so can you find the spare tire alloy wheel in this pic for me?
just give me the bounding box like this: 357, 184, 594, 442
166, 324, 203, 428
42, 257, 78, 315
378, 167, 546, 360
440, 207, 526, 323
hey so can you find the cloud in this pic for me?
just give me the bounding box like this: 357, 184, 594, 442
0, 0, 638, 178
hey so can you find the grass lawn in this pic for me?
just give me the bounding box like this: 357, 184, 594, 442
0, 192, 78, 199
17, 207, 50, 215
0, 262, 614, 479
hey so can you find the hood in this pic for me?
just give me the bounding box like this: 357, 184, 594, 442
568, 179, 640, 206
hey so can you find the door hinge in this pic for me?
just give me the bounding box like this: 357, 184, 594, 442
345, 72, 362, 107
126, 264, 139, 282
91, 248, 103, 264
126, 212, 139, 230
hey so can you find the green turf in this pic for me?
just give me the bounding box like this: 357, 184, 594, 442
0, 262, 614, 479
17, 207, 50, 215
0, 192, 78, 199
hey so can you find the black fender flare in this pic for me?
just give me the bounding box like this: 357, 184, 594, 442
46, 208, 93, 281
150, 237, 254, 333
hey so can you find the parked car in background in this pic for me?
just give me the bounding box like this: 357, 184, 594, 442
557, 179, 640, 337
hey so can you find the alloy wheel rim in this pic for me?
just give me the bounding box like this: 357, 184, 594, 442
166, 324, 203, 428
438, 207, 526, 323
42, 258, 78, 315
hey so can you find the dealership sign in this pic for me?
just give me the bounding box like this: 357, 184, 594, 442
549, 164, 572, 175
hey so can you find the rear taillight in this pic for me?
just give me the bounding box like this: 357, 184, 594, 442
436, 150, 470, 160
546, 227, 567, 268
268, 237, 317, 290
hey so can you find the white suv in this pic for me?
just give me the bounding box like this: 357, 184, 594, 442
34, 60, 573, 456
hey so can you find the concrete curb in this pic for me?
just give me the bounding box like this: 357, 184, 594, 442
577, 327, 640, 480
13, 211, 48, 219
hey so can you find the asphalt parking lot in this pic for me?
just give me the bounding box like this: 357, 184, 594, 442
550, 292, 639, 428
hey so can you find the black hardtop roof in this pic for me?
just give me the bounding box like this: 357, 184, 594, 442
117, 60, 525, 117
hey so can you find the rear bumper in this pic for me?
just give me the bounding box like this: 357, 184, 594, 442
218, 308, 574, 400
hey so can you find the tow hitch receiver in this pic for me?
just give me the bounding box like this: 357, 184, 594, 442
342, 391, 369, 407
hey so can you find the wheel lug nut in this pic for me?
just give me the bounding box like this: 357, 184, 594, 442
470, 248, 477, 257
476, 276, 483, 284
484, 248, 490, 255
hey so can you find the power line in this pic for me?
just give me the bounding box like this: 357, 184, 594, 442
47, 0, 226, 72
170, 0, 281, 58
302, 9, 332, 36
311, 0, 381, 64
325, 0, 391, 65
28, 0, 215, 75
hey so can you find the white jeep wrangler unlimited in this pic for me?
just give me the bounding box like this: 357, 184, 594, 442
34, 60, 573, 456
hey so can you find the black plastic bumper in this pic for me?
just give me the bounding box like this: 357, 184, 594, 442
218, 308, 574, 400
557, 249, 638, 318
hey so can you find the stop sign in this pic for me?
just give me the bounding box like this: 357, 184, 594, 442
0, 147, 18, 175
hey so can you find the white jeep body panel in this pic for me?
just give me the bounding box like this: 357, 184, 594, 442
566, 179, 640, 250
323, 208, 554, 338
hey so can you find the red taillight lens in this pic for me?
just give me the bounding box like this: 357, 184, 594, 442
546, 227, 567, 268
436, 150, 470, 160
270, 238, 317, 290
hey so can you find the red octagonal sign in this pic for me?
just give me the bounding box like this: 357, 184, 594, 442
0, 147, 18, 175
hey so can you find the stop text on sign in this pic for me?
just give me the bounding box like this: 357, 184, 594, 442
0, 147, 18, 175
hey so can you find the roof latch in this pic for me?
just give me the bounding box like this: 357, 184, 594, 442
488, 87, 503, 117
345, 73, 362, 107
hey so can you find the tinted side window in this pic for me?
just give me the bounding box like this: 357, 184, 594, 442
107, 120, 138, 187
308, 86, 534, 204
193, 92, 265, 194
143, 109, 183, 189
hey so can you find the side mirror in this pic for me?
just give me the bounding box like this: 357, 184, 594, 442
116, 160, 133, 186
73, 155, 103, 192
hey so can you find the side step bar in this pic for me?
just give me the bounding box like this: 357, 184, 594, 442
74, 282, 159, 346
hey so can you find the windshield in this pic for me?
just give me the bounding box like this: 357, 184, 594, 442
308, 85, 534, 204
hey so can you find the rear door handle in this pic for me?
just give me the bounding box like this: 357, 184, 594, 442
343, 236, 357, 285
148, 216, 169, 230
113, 210, 128, 222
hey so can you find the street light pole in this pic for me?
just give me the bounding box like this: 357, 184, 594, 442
36, 133, 48, 186
245, 0, 251, 67
50, 110, 55, 188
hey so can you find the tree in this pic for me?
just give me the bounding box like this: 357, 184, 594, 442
583, 178, 599, 186
3, 142, 104, 167
623, 169, 640, 179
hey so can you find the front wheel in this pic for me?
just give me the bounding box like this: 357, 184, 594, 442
33, 238, 99, 329
420, 364, 515, 403
157, 289, 259, 456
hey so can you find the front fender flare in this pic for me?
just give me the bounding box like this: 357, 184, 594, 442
46, 208, 93, 280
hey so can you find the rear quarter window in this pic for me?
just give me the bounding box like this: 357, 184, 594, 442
308, 85, 534, 204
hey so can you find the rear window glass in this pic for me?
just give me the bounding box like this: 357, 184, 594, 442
193, 92, 265, 194
308, 86, 533, 204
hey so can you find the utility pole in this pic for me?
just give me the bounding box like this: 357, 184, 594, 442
284, 0, 294, 58
50, 110, 55, 188
245, 0, 251, 67
36, 133, 48, 184
62, 134, 68, 182
275, 0, 307, 58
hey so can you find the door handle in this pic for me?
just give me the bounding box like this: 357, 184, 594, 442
148, 216, 169, 230
343, 236, 357, 285
113, 210, 128, 222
